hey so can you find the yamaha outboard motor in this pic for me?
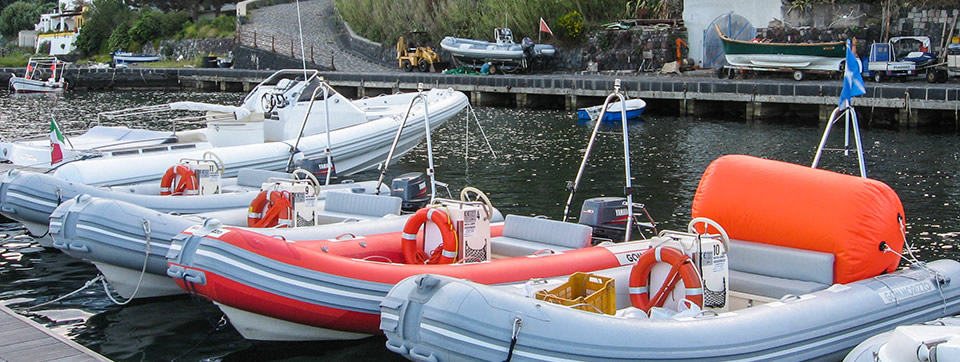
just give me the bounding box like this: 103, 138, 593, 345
579, 197, 631, 242
391, 172, 430, 212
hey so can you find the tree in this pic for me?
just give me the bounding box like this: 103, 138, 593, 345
74, 0, 132, 55
0, 1, 46, 37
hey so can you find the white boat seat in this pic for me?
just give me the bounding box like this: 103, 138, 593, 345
321, 191, 402, 220
490, 215, 593, 257
235, 168, 292, 188
727, 239, 834, 298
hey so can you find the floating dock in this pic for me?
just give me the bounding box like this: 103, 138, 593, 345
0, 304, 108, 362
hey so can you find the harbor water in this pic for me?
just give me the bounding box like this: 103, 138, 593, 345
0, 89, 957, 361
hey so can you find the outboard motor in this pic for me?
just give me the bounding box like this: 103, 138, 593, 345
521, 37, 534, 56
294, 155, 335, 179
391, 172, 430, 212
578, 197, 631, 242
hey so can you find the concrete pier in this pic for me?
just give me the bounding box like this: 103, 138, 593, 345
3, 67, 958, 127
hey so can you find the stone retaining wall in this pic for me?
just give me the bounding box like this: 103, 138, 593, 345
143, 38, 236, 60
233, 45, 332, 71
582, 27, 687, 71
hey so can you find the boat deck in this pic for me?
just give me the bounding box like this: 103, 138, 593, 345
0, 305, 108, 362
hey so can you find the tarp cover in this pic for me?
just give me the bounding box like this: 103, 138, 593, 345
691, 155, 905, 283
169, 101, 251, 120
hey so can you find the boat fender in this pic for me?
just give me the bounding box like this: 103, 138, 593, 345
247, 190, 293, 228
160, 164, 199, 196
402, 208, 458, 264
629, 246, 704, 312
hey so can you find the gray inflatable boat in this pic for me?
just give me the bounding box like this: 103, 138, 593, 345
0, 168, 349, 244
382, 257, 960, 361
49, 185, 407, 299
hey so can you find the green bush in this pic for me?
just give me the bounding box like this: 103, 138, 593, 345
556, 11, 584, 40
176, 15, 235, 39
128, 10, 162, 45
107, 22, 131, 52
0, 1, 50, 37
74, 0, 132, 55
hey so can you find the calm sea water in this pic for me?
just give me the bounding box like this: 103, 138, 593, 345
0, 89, 957, 361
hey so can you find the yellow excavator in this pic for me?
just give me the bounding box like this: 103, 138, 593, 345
397, 35, 440, 72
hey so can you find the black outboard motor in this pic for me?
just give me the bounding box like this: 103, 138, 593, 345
578, 197, 631, 243
521, 37, 534, 58
391, 172, 430, 212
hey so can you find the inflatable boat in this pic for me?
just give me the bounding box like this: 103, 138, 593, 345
0, 167, 345, 245
1, 70, 467, 187
48, 183, 409, 299
440, 28, 555, 73
165, 198, 654, 341
378, 155, 960, 361
846, 315, 960, 362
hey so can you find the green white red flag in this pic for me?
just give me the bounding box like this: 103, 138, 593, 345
50, 119, 64, 165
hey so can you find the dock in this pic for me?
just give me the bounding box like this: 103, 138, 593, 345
2, 67, 958, 127
0, 304, 108, 362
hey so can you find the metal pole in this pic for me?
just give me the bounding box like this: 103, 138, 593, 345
322, 82, 333, 185
375, 85, 427, 195
295, 0, 307, 80
285, 81, 324, 172
562, 79, 633, 242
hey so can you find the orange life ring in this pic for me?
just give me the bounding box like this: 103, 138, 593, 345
628, 246, 703, 312
401, 208, 458, 264
247, 190, 293, 228
160, 164, 199, 196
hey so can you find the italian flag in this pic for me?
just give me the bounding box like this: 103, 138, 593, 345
50, 120, 64, 165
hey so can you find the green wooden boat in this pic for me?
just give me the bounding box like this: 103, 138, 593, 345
716, 24, 845, 72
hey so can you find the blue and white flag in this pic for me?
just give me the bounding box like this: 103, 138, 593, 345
838, 39, 866, 109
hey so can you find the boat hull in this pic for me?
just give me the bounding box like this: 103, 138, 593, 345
577, 99, 647, 122
718, 30, 844, 72
9, 76, 64, 93
47, 90, 467, 186
381, 260, 960, 361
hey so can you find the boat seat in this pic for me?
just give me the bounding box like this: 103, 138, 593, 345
490, 215, 593, 257
235, 168, 292, 188
727, 239, 834, 298
320, 191, 402, 220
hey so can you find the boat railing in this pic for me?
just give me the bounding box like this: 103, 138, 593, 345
243, 69, 321, 106
562, 79, 636, 242
811, 105, 866, 178
375, 83, 440, 201
285, 76, 334, 185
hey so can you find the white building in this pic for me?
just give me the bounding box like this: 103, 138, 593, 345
28, 0, 85, 55
682, 0, 781, 68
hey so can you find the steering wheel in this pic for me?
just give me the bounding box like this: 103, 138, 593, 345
291, 168, 321, 196
687, 217, 730, 253
459, 186, 493, 221
202, 151, 224, 175
260, 92, 276, 113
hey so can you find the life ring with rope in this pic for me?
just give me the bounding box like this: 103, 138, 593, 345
628, 246, 703, 312
247, 190, 294, 228
401, 207, 458, 264
160, 164, 199, 196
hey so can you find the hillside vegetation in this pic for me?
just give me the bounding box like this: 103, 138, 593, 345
335, 0, 625, 45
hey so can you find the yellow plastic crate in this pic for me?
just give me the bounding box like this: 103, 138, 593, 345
535, 272, 616, 315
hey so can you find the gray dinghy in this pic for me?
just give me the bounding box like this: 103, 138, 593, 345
383, 259, 960, 361
49, 184, 406, 299
0, 168, 310, 243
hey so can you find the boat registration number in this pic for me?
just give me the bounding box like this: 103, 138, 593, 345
877, 279, 936, 304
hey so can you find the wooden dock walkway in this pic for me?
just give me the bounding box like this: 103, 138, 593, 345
0, 305, 108, 362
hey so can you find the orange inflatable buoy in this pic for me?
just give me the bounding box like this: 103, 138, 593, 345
247, 190, 293, 228
628, 246, 703, 312
160, 164, 199, 196
401, 208, 458, 264
691, 155, 905, 283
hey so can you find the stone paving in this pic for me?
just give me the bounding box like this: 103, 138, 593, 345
243, 0, 392, 73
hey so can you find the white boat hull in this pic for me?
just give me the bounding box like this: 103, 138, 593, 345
9, 76, 65, 93
724, 53, 844, 72
217, 303, 372, 341
94, 262, 185, 299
